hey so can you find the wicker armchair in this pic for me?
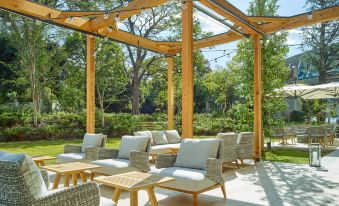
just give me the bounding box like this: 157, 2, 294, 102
270, 127, 287, 145
57, 133, 107, 164
308, 126, 327, 147
217, 132, 239, 169
89, 136, 151, 178
236, 132, 254, 166
150, 139, 226, 206
0, 152, 100, 206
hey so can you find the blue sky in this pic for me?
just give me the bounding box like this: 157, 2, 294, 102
198, 0, 308, 69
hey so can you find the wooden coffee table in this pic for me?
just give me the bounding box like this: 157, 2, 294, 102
95, 171, 174, 206
42, 162, 101, 189
31, 156, 57, 167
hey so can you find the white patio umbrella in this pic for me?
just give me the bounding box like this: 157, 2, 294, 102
279, 82, 339, 99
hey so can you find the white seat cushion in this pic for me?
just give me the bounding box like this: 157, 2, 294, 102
150, 166, 215, 192
57, 153, 85, 164
82, 133, 104, 152
150, 143, 180, 155
151, 131, 168, 145
134, 131, 154, 145
175, 139, 220, 170
90, 159, 136, 175
164, 130, 181, 143
117, 135, 150, 159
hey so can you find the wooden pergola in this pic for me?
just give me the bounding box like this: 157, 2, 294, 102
1, 0, 338, 160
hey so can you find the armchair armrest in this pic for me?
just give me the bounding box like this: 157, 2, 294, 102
40, 169, 50, 189
155, 154, 177, 169
64, 145, 82, 153
84, 147, 102, 161
129, 150, 150, 172
35, 182, 100, 206
205, 158, 224, 184
98, 148, 119, 159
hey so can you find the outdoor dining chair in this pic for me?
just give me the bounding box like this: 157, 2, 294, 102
308, 126, 327, 147
271, 127, 287, 146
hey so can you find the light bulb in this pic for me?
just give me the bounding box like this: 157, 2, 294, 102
36, 20, 41, 25
6, 21, 11, 26
259, 39, 263, 44
182, 2, 187, 10
115, 15, 120, 23
273, 48, 277, 52
67, 16, 74, 21
103, 13, 109, 20
123, 1, 129, 7
93, 51, 97, 56
140, 7, 145, 13
307, 13, 313, 20
108, 26, 113, 32
98, 42, 102, 47
104, 36, 109, 41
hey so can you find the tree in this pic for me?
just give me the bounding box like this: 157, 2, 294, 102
123, 2, 178, 114
0, 2, 63, 126
228, 0, 289, 140
301, 0, 339, 84
95, 39, 127, 127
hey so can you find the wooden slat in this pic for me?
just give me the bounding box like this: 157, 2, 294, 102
253, 34, 262, 160
86, 35, 95, 133
89, 0, 169, 31
199, 0, 261, 35
167, 57, 175, 130
247, 16, 291, 23
181, 0, 194, 138
259, 6, 339, 34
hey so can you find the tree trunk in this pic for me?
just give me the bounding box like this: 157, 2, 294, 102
318, 23, 326, 84
31, 59, 38, 127
131, 78, 140, 115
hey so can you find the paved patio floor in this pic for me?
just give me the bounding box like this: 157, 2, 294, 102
48, 149, 339, 206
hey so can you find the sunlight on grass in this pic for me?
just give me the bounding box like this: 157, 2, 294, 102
263, 149, 331, 164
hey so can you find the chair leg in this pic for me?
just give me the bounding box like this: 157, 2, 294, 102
221, 184, 227, 199
235, 160, 240, 169
193, 193, 198, 206
240, 159, 244, 167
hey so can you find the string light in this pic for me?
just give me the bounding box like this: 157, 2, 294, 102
67, 16, 74, 21
140, 7, 145, 13
182, 2, 187, 10
104, 36, 109, 41
6, 21, 11, 26
115, 14, 120, 23
36, 20, 41, 25
123, 1, 129, 7
103, 13, 109, 20
108, 26, 113, 32
307, 12, 313, 20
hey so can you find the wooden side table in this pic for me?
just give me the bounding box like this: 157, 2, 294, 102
95, 171, 174, 206
31, 156, 57, 167
42, 162, 100, 189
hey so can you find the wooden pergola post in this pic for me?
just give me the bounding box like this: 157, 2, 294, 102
253, 34, 262, 161
181, 0, 194, 138
86, 35, 95, 133
167, 57, 175, 130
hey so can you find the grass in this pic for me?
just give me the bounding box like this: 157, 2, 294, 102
0, 138, 333, 165
262, 149, 331, 164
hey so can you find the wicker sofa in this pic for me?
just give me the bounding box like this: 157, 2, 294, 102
0, 151, 100, 206
89, 135, 151, 177
150, 138, 226, 206
134, 130, 182, 160
57, 133, 107, 164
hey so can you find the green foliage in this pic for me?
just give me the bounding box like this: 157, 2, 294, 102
289, 110, 305, 123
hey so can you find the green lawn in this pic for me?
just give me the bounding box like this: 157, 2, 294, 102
0, 138, 332, 165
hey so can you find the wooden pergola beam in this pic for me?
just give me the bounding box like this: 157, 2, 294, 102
89, 0, 169, 31
86, 35, 96, 133
259, 6, 339, 33
199, 0, 262, 35
167, 57, 175, 130
0, 0, 172, 54
247, 16, 291, 23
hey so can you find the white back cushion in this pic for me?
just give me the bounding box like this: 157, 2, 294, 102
164, 130, 181, 143
82, 133, 104, 152
134, 131, 154, 145
174, 139, 220, 170
151, 131, 168, 145
118, 135, 150, 159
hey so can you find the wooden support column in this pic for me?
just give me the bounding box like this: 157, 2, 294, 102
181, 0, 194, 138
167, 57, 175, 130
253, 34, 262, 161
86, 35, 95, 133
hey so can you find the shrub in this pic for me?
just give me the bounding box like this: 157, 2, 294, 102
289, 110, 304, 123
